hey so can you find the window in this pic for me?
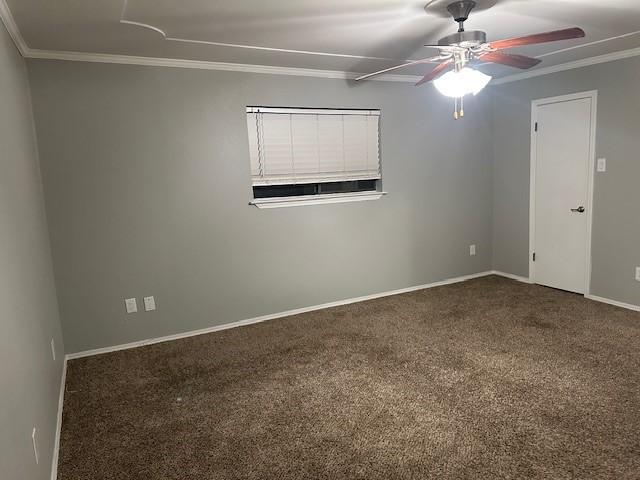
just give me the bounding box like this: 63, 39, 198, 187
246, 107, 384, 208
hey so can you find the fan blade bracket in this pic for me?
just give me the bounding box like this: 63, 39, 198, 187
479, 51, 542, 69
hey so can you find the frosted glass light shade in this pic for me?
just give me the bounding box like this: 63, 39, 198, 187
433, 68, 492, 98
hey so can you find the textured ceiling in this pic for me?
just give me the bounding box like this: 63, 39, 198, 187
5, 0, 640, 78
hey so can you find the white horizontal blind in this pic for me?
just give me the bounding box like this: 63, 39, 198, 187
246, 107, 381, 186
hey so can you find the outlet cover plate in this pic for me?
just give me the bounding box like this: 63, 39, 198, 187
597, 158, 607, 172
144, 296, 156, 311
125, 298, 137, 314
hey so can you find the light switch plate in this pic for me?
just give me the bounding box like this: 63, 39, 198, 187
469, 244, 476, 256
597, 158, 606, 172
50, 338, 56, 361
143, 296, 156, 311
125, 298, 137, 314
636, 267, 640, 282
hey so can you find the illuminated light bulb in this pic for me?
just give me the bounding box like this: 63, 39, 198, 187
433, 67, 492, 98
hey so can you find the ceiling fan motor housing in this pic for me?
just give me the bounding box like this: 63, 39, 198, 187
438, 29, 486, 47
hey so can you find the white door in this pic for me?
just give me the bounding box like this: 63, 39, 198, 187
531, 95, 594, 294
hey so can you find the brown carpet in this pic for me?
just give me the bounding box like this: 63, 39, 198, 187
58, 276, 640, 479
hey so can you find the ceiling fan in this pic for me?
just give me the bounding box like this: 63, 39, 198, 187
356, 0, 585, 119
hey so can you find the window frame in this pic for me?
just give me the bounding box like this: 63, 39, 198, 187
245, 106, 386, 208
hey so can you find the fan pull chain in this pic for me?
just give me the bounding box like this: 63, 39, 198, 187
453, 97, 465, 120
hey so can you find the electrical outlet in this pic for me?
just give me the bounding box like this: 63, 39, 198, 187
50, 338, 56, 361
635, 267, 640, 282
125, 298, 137, 314
32, 428, 39, 464
597, 158, 607, 172
143, 296, 156, 312
469, 244, 476, 256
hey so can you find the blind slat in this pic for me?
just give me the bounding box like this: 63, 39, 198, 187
317, 114, 344, 175
261, 114, 293, 176
291, 114, 320, 175
343, 115, 369, 173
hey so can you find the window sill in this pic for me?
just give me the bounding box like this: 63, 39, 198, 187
249, 191, 387, 209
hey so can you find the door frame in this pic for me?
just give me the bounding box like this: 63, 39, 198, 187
529, 90, 598, 295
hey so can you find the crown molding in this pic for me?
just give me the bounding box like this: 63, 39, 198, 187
25, 48, 423, 83
27, 45, 640, 86
492, 46, 640, 85
0, 0, 27, 55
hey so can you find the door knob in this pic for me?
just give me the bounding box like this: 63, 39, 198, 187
571, 206, 585, 213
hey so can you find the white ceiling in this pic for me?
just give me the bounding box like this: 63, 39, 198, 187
4, 0, 640, 79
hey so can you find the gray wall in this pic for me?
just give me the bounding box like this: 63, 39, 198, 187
491, 56, 640, 306
0, 23, 65, 480
27, 60, 494, 354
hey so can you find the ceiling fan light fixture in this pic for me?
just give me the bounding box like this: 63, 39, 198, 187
433, 67, 492, 98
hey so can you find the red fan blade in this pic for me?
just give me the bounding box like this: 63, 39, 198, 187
480, 51, 542, 69
415, 60, 453, 86
489, 27, 585, 50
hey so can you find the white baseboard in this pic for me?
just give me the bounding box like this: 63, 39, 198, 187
50, 357, 67, 480
66, 270, 494, 360
491, 271, 638, 312
490, 270, 532, 283
67, 270, 639, 364
585, 294, 640, 312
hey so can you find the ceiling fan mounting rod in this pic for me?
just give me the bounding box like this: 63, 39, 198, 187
447, 0, 477, 32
